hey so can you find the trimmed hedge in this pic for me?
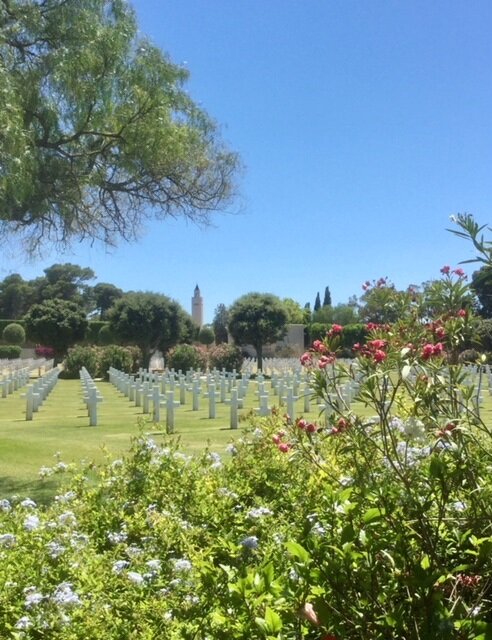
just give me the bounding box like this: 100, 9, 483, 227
0, 345, 22, 359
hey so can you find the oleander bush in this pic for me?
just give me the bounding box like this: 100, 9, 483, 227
61, 345, 99, 379
208, 343, 244, 372
166, 344, 207, 372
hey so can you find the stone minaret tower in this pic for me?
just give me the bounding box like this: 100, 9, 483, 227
191, 284, 204, 327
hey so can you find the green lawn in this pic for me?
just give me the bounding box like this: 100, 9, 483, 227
0, 376, 322, 502
1, 373, 491, 503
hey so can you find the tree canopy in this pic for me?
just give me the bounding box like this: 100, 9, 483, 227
228, 293, 288, 370
23, 299, 88, 357
107, 292, 193, 367
471, 267, 492, 318
0, 0, 239, 252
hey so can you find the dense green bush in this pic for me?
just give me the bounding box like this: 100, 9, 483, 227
124, 345, 143, 372
208, 343, 244, 372
166, 343, 207, 372
308, 322, 330, 342
97, 324, 114, 346
98, 345, 134, 379
2, 322, 25, 345
472, 318, 492, 352
340, 322, 368, 349
0, 344, 21, 359
197, 324, 215, 345
85, 321, 108, 344
308, 322, 368, 354
61, 345, 99, 379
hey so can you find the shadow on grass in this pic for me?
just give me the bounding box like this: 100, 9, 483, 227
0, 475, 62, 506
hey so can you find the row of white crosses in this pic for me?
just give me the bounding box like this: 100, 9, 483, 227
107, 363, 370, 431
0, 357, 54, 377
79, 367, 103, 426
0, 358, 55, 400
0, 367, 31, 399
108, 367, 249, 431
24, 367, 60, 421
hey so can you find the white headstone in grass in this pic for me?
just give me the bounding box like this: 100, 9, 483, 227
142, 381, 152, 414
256, 394, 271, 417
225, 388, 243, 429
166, 391, 181, 434
192, 378, 201, 411
282, 387, 299, 422
204, 384, 220, 419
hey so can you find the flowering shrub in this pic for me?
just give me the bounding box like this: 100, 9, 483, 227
208, 343, 244, 372
34, 345, 55, 359
166, 343, 208, 372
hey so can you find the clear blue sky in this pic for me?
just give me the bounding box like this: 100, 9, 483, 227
2, 0, 492, 322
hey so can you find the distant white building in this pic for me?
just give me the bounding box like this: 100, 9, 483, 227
191, 284, 204, 327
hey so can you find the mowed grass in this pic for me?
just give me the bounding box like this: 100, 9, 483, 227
1, 374, 491, 504
0, 376, 323, 503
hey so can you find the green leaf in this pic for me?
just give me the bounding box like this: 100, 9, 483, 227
285, 541, 311, 563
420, 554, 430, 570
363, 507, 385, 523
264, 607, 282, 633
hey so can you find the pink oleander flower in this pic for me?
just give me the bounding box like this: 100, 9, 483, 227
440, 265, 451, 275
306, 422, 317, 433
373, 349, 387, 363
300, 352, 313, 366
329, 324, 343, 335
422, 343, 435, 360
367, 339, 387, 350
278, 442, 291, 453
318, 354, 336, 369
457, 309, 467, 318
297, 419, 308, 431
312, 340, 327, 354
453, 267, 466, 278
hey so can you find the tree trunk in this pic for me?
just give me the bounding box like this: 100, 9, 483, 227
255, 343, 263, 371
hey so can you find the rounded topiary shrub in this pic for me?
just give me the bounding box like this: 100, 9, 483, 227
62, 345, 99, 379
2, 323, 26, 346
166, 344, 207, 372
208, 343, 244, 372
198, 325, 215, 345
98, 345, 134, 379
0, 345, 22, 359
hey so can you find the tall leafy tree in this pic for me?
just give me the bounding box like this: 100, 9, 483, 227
0, 0, 239, 252
92, 283, 124, 319
228, 293, 288, 370
38, 264, 96, 306
212, 303, 229, 344
24, 299, 88, 359
108, 292, 192, 367
282, 298, 310, 324
0, 274, 35, 318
